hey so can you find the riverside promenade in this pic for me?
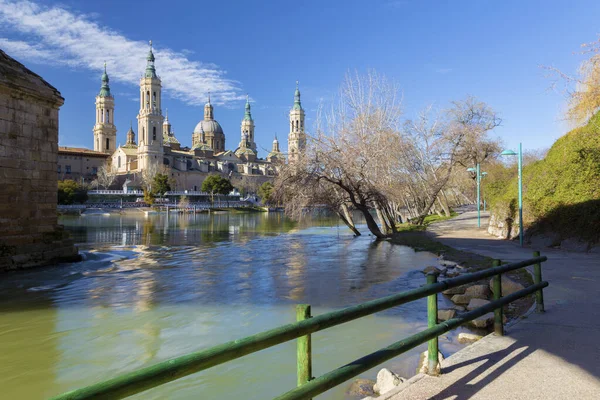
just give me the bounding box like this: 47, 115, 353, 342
384, 210, 600, 399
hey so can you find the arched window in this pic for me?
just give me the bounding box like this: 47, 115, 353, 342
296, 120, 299, 130
142, 127, 145, 142
106, 138, 110, 150
153, 91, 156, 106
118, 156, 121, 168
146, 91, 150, 108
153, 126, 156, 141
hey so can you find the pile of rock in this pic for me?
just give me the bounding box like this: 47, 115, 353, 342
349, 368, 407, 398
422, 259, 525, 330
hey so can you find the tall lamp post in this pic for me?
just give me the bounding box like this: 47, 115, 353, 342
467, 164, 487, 228
500, 143, 523, 246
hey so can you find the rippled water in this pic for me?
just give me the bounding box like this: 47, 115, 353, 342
0, 211, 468, 399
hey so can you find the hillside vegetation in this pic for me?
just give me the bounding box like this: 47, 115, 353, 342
486, 112, 600, 245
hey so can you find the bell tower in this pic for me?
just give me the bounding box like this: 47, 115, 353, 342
93, 63, 117, 154
241, 94, 256, 151
288, 81, 306, 164
137, 40, 164, 171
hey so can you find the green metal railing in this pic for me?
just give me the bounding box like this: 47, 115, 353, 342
51, 253, 548, 400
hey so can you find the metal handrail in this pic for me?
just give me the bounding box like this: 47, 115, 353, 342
51, 254, 548, 400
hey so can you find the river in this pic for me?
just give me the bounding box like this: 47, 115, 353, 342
0, 211, 469, 399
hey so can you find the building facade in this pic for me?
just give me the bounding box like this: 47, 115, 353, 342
99, 42, 305, 190
57, 146, 110, 182
0, 49, 79, 270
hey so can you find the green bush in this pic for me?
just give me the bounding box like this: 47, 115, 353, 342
57, 180, 88, 205
486, 112, 600, 242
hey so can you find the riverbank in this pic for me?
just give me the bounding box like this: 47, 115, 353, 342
363, 210, 600, 399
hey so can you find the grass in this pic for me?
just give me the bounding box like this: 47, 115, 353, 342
396, 211, 459, 233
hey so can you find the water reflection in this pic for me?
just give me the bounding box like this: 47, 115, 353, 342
0, 212, 470, 399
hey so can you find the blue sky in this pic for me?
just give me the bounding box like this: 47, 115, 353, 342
1, 0, 598, 157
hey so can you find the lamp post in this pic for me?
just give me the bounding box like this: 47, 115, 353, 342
466, 164, 486, 228
501, 143, 523, 247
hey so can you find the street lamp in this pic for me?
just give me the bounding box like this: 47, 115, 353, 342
466, 164, 487, 228
500, 143, 523, 247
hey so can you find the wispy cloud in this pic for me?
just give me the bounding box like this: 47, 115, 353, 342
0, 0, 243, 106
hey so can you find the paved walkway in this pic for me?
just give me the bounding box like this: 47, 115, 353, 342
384, 210, 600, 399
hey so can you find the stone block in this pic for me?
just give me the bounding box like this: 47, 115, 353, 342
373, 368, 404, 395
457, 333, 483, 344
467, 298, 491, 310
469, 313, 494, 328
438, 309, 456, 321
464, 284, 490, 299
489, 275, 525, 296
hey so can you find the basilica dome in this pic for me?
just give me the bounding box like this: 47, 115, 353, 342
193, 120, 223, 135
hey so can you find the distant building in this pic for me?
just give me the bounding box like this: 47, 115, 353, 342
57, 146, 110, 182
90, 41, 303, 190
0, 49, 79, 270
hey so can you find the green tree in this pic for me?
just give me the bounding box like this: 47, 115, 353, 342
152, 173, 171, 196
258, 181, 274, 205
202, 174, 234, 204
57, 180, 88, 205
143, 190, 155, 205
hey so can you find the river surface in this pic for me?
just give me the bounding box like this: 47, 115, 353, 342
0, 211, 468, 399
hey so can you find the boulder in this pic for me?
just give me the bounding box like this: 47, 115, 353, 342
560, 238, 590, 252
457, 332, 483, 344
454, 305, 466, 312
446, 270, 461, 278
469, 312, 494, 328
467, 298, 490, 310
439, 260, 458, 267
347, 378, 376, 397
489, 275, 525, 296
373, 368, 404, 395
464, 284, 490, 299
450, 294, 471, 305
442, 284, 470, 295
530, 233, 560, 248
437, 309, 456, 321
417, 350, 445, 375
423, 266, 442, 275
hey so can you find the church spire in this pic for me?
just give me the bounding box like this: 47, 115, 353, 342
144, 40, 157, 78
244, 94, 252, 121
98, 62, 112, 97
293, 80, 302, 110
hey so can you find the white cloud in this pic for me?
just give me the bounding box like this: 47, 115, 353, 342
0, 0, 243, 106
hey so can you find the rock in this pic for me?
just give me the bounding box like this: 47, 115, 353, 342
442, 284, 470, 295
469, 312, 494, 328
560, 238, 590, 252
457, 332, 483, 344
530, 233, 561, 248
467, 298, 491, 310
446, 270, 461, 278
417, 350, 445, 375
450, 294, 471, 304
423, 266, 442, 275
437, 309, 456, 321
464, 284, 490, 299
589, 245, 600, 254
373, 368, 404, 395
347, 378, 376, 397
489, 275, 525, 296
439, 260, 458, 267
454, 305, 466, 312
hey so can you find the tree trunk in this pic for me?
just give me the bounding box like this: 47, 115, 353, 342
355, 204, 385, 239
337, 208, 361, 236
340, 203, 360, 235
376, 207, 391, 235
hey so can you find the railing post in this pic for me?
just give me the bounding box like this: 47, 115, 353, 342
426, 273, 440, 376
296, 304, 312, 392
492, 259, 504, 336
533, 251, 545, 313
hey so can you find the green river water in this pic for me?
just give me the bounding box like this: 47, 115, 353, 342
0, 211, 469, 399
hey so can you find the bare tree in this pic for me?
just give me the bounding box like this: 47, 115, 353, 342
275, 70, 403, 239
97, 163, 116, 189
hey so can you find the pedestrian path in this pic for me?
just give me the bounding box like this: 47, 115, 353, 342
383, 211, 600, 399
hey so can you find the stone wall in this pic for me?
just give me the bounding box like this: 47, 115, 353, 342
487, 212, 519, 240
0, 49, 79, 270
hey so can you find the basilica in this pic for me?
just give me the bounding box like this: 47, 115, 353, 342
92, 42, 306, 191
